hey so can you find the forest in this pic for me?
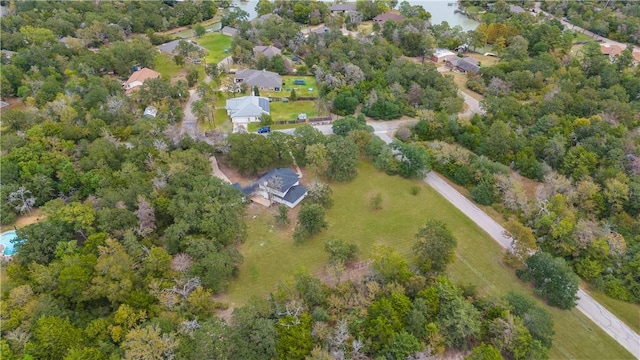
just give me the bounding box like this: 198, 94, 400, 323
0, 0, 638, 359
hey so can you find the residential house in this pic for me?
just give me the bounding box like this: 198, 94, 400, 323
431, 48, 457, 63
600, 45, 624, 62
158, 39, 206, 55
234, 168, 308, 208
235, 69, 282, 91
123, 68, 160, 92
633, 50, 640, 66
226, 95, 270, 123
330, 3, 357, 14
373, 12, 404, 26
253, 45, 282, 59
221, 26, 239, 36
447, 56, 480, 74
509, 5, 525, 14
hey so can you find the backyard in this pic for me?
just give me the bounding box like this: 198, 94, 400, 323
199, 33, 233, 64
220, 161, 634, 359
269, 100, 318, 121
257, 75, 319, 98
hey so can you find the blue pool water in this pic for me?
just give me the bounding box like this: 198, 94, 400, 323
0, 230, 19, 256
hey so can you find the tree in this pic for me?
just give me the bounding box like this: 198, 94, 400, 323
253, 85, 260, 96
324, 136, 359, 182
259, 113, 272, 126
134, 196, 156, 237
305, 144, 329, 178
503, 217, 537, 269
392, 141, 431, 178
294, 203, 328, 243
414, 219, 457, 273
193, 23, 206, 37
86, 238, 137, 305
305, 180, 333, 208
186, 67, 199, 87
371, 245, 413, 285
274, 204, 290, 227
466, 343, 504, 360
517, 252, 580, 309
276, 314, 314, 360
8, 186, 36, 214
290, 88, 297, 101
226, 133, 277, 175
324, 238, 358, 265
122, 325, 177, 360
331, 115, 372, 137
24, 316, 82, 360
256, 0, 275, 16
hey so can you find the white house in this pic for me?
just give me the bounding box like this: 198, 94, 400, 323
430, 48, 457, 63
225, 96, 270, 124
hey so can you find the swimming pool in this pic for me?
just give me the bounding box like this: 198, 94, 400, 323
0, 230, 19, 256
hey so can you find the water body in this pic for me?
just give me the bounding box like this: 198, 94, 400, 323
230, 0, 479, 31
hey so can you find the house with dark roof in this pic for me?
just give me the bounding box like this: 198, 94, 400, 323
447, 56, 480, 74
221, 26, 239, 36
254, 45, 282, 59
226, 96, 270, 124
373, 12, 404, 26
330, 3, 357, 13
234, 168, 307, 208
235, 69, 282, 91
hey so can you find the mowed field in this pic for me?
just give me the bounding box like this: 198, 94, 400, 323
199, 33, 232, 64
220, 161, 634, 359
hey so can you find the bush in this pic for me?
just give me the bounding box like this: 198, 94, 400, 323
409, 185, 421, 195
369, 192, 383, 210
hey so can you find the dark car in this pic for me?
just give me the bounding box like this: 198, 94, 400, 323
257, 126, 271, 134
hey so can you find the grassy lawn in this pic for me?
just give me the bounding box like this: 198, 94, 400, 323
269, 100, 318, 121
258, 75, 319, 98
221, 161, 633, 359
154, 53, 184, 79
448, 72, 484, 102
199, 33, 232, 64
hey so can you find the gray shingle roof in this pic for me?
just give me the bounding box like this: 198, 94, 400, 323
254, 45, 282, 59
158, 39, 206, 54
257, 168, 300, 193
282, 185, 308, 204
330, 4, 357, 12
226, 96, 270, 118
235, 69, 282, 89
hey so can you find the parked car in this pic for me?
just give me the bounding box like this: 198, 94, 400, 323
257, 126, 271, 134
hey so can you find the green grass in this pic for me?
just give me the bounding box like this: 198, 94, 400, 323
573, 32, 595, 42
199, 33, 232, 64
259, 75, 319, 98
269, 100, 318, 121
154, 53, 183, 79
222, 161, 634, 359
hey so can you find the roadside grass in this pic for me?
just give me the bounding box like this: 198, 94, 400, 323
199, 33, 232, 64
448, 72, 484, 101
221, 161, 633, 359
269, 100, 318, 121
573, 32, 595, 42
154, 53, 183, 79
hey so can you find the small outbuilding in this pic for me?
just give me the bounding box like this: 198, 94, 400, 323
431, 48, 457, 63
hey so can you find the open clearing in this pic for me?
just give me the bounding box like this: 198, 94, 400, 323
269, 100, 318, 121
199, 33, 233, 64
220, 161, 633, 359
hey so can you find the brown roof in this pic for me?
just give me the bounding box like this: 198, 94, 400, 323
125, 68, 160, 88
632, 51, 640, 62
600, 45, 624, 57
373, 12, 404, 24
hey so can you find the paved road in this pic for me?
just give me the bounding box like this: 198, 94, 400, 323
181, 89, 199, 138
458, 90, 483, 119
423, 172, 640, 359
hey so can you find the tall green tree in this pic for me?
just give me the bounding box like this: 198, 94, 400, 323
517, 252, 580, 309
414, 219, 457, 273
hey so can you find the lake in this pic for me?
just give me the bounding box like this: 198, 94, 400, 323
230, 0, 479, 31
